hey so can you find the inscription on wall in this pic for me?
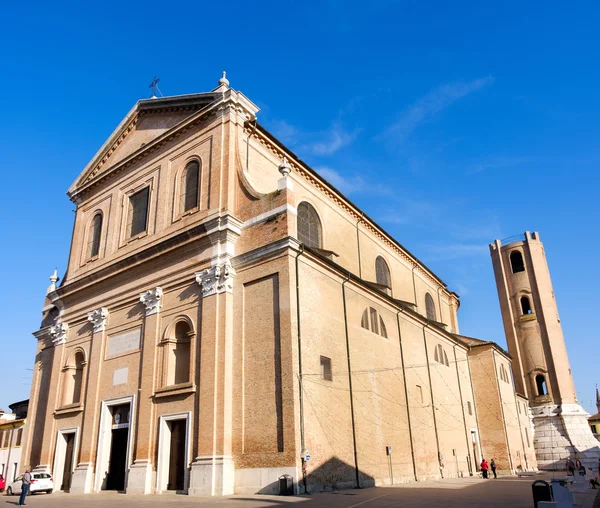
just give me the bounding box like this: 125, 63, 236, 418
113, 368, 128, 386
107, 328, 141, 358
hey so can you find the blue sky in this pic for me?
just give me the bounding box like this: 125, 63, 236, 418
1, 1, 598, 414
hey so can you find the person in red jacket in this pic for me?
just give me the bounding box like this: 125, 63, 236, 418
481, 459, 489, 479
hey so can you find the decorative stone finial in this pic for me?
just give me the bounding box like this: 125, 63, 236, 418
88, 307, 109, 333
47, 269, 59, 294
140, 287, 163, 316
219, 71, 229, 88
278, 157, 291, 177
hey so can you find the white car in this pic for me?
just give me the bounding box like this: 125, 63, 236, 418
6, 473, 54, 496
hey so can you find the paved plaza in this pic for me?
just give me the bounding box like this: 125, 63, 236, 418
2, 475, 598, 508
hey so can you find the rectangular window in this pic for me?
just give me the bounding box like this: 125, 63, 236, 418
127, 187, 150, 237
591, 424, 597, 434
16, 429, 22, 447
467, 401, 473, 415
320, 356, 332, 381
1, 463, 4, 475
525, 427, 530, 447
416, 385, 423, 403
13, 463, 17, 481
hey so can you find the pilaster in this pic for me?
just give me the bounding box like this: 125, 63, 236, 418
127, 288, 162, 494
70, 308, 109, 493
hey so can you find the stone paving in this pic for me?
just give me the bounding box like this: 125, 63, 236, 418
2, 474, 597, 508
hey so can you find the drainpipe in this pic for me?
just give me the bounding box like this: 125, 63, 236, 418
437, 288, 444, 324
422, 324, 443, 478
411, 265, 418, 310
492, 352, 514, 471
452, 345, 471, 476
294, 245, 308, 493
355, 214, 364, 278
342, 272, 361, 489
396, 311, 418, 481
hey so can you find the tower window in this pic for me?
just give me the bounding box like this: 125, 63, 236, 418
375, 256, 392, 289
320, 355, 332, 381
520, 296, 532, 315
297, 202, 322, 248
536, 374, 547, 396
425, 293, 436, 321
510, 251, 525, 273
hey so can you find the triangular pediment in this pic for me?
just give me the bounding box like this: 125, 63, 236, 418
69, 92, 220, 194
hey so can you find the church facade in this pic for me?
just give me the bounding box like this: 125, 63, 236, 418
22, 75, 535, 496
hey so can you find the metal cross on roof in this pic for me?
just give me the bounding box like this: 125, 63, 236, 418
149, 76, 161, 98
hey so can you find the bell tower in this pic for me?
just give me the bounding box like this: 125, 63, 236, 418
490, 231, 600, 469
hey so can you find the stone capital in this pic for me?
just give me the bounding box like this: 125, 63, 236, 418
49, 322, 68, 346
139, 287, 163, 316
195, 260, 236, 298
87, 307, 109, 333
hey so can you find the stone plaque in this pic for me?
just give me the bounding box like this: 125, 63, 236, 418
107, 328, 141, 358
113, 367, 128, 386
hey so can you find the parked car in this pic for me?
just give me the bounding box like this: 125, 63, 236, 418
6, 473, 53, 495
0, 474, 5, 492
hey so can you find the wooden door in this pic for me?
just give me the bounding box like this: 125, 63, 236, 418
167, 420, 186, 491
61, 433, 75, 491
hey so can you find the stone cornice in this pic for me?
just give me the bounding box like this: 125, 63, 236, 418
246, 123, 457, 301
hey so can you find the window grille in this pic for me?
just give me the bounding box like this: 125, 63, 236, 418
297, 202, 322, 248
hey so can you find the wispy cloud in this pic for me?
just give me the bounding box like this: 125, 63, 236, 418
422, 243, 489, 261
382, 76, 495, 144
309, 123, 360, 155
466, 156, 537, 175
314, 166, 393, 197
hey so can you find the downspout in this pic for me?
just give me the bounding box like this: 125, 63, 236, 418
356, 213, 364, 278
397, 311, 418, 481
295, 245, 308, 493
466, 345, 483, 468
452, 345, 471, 476
422, 324, 443, 478
437, 287, 444, 324
492, 351, 514, 471
342, 272, 361, 489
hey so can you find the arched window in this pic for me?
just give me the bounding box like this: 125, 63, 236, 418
360, 307, 388, 338
62, 351, 85, 406
163, 320, 193, 387
520, 296, 532, 315
297, 202, 322, 248
182, 160, 200, 212
88, 213, 102, 258
536, 375, 547, 396
425, 293, 436, 321
433, 344, 449, 366
375, 256, 392, 289
510, 251, 525, 273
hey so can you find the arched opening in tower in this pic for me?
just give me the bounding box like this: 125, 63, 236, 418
510, 251, 525, 273
520, 296, 532, 315
536, 374, 547, 396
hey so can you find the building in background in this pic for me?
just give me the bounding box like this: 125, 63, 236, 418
588, 388, 600, 442
490, 233, 600, 469
22, 75, 534, 497
0, 400, 29, 484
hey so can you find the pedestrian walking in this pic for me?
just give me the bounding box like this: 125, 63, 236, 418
491, 458, 497, 479
19, 466, 31, 506
566, 458, 575, 476
481, 459, 489, 479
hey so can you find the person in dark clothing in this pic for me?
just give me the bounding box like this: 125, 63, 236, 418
566, 458, 576, 476
19, 467, 31, 506
481, 459, 489, 479
490, 459, 497, 479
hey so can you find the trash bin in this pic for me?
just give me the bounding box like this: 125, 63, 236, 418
532, 480, 553, 508
279, 474, 293, 495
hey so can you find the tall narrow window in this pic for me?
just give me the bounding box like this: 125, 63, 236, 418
375, 256, 392, 289
536, 374, 547, 396
361, 309, 369, 330
434, 344, 449, 366
510, 251, 525, 273
88, 213, 102, 258
525, 427, 530, 447
15, 429, 22, 447
520, 296, 532, 315
369, 307, 379, 335
416, 385, 423, 403
467, 401, 473, 415
499, 364, 510, 383
379, 317, 388, 339
297, 202, 322, 248
182, 160, 200, 212
128, 187, 150, 237
425, 293, 436, 321
320, 356, 332, 381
